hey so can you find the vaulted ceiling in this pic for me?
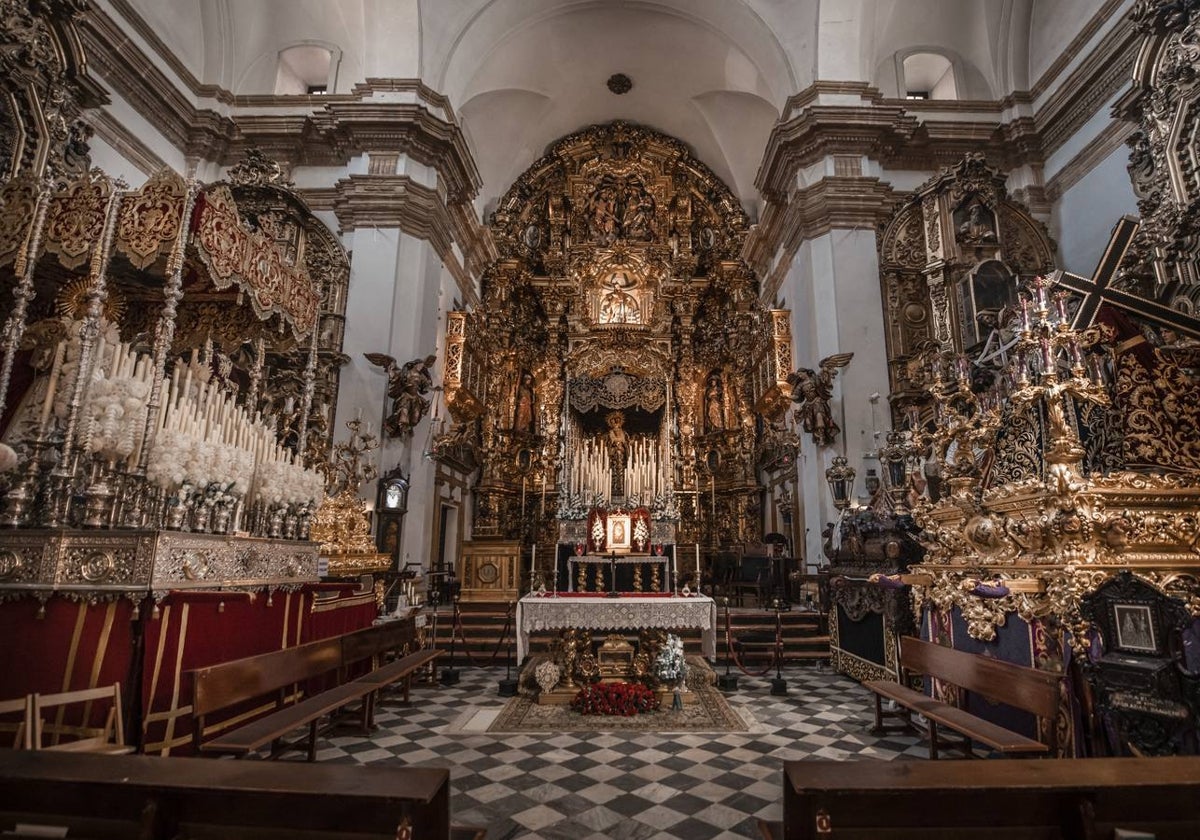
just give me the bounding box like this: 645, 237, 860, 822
122, 0, 1122, 217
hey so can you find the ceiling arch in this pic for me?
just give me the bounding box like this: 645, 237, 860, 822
435, 0, 794, 217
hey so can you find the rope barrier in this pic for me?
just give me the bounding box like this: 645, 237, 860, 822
723, 604, 776, 678
449, 601, 515, 667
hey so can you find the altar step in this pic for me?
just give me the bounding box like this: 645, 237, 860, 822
426, 604, 830, 666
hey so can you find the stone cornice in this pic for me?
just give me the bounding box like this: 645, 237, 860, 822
83, 107, 167, 176
747, 177, 898, 301
79, 3, 235, 161
1033, 12, 1138, 157
1044, 119, 1135, 203
331, 175, 482, 307
311, 102, 480, 202
80, 4, 481, 205
1028, 0, 1130, 100
756, 105, 917, 200
756, 105, 1043, 201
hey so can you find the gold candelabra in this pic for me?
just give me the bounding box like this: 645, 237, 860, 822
310, 417, 382, 559
1006, 275, 1109, 482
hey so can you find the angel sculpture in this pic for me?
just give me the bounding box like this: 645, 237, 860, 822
787, 352, 854, 447
364, 352, 437, 439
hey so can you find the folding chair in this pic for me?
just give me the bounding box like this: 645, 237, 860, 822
0, 695, 32, 749
32, 683, 133, 754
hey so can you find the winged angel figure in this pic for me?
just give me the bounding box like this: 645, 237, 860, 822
787, 353, 854, 447
364, 352, 436, 439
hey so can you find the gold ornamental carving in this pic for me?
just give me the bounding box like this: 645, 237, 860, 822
460, 121, 784, 548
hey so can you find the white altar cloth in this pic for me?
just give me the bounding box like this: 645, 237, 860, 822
516, 594, 716, 662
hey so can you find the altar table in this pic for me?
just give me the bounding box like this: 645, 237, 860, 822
516, 594, 716, 663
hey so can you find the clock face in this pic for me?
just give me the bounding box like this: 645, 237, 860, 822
385, 484, 402, 509
477, 562, 499, 584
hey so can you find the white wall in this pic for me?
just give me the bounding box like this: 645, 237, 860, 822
779, 228, 890, 566
1052, 144, 1138, 276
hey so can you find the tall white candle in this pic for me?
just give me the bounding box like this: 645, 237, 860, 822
38, 341, 66, 434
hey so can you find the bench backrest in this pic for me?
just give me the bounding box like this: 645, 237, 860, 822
900, 636, 1061, 720
784, 757, 1200, 840
0, 751, 452, 840
192, 638, 342, 717
340, 620, 414, 668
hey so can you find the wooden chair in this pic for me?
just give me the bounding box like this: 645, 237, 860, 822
730, 553, 771, 607
32, 683, 132, 754
0, 695, 32, 750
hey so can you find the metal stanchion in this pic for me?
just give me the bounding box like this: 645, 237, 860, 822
717, 596, 739, 692
498, 601, 519, 696
439, 594, 461, 686
770, 597, 790, 696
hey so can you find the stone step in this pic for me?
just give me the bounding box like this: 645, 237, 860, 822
426, 603, 831, 666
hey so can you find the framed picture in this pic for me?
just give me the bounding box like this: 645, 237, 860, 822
1112, 603, 1158, 654
607, 513, 632, 553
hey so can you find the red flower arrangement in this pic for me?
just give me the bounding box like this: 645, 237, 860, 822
571, 681, 661, 716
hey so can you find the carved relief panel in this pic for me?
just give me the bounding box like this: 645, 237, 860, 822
879, 155, 1056, 407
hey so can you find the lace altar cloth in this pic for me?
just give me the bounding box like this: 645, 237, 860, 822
517, 594, 716, 662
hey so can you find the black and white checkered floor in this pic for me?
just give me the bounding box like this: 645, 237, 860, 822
317, 666, 927, 839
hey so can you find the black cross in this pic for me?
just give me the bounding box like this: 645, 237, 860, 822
1053, 215, 1199, 337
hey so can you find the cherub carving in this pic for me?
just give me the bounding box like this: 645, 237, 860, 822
364, 352, 437, 439
787, 353, 854, 447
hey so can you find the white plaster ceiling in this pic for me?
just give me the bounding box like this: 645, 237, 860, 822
437, 0, 797, 220
116, 0, 1124, 216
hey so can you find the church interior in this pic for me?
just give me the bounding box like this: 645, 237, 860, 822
2, 0, 1200, 837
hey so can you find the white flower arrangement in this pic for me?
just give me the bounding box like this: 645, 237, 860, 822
254, 458, 325, 507
83, 375, 150, 461
653, 633, 688, 686
146, 430, 256, 498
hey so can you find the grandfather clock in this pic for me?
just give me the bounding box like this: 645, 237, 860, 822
375, 466, 409, 571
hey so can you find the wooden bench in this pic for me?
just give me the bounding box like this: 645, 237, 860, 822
192, 636, 371, 761
0, 750, 453, 839
354, 649, 445, 726
762, 757, 1200, 840
864, 636, 1062, 759
192, 621, 442, 761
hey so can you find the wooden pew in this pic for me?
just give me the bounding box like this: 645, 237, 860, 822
0, 750, 451, 839
864, 636, 1062, 758
765, 757, 1200, 840
191, 636, 370, 760
191, 622, 441, 760
340, 621, 442, 726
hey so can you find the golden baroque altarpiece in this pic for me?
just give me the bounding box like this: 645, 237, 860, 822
440, 123, 794, 575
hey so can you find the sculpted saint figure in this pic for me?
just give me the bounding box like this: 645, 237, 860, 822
513, 370, 536, 434
364, 352, 437, 438
705, 373, 725, 431
599, 272, 641, 324
605, 410, 630, 496
787, 353, 854, 447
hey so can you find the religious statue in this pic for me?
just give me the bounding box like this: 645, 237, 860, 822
625, 190, 656, 240
704, 373, 725, 431
586, 185, 619, 244
598, 272, 641, 324
787, 352, 854, 447
513, 370, 536, 434
956, 201, 997, 244
604, 410, 630, 496
364, 352, 437, 439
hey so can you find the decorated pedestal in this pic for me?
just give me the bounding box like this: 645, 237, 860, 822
0, 528, 319, 597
